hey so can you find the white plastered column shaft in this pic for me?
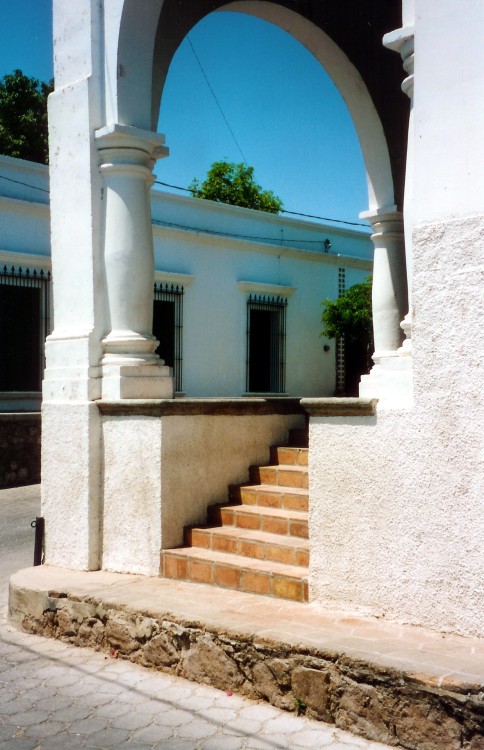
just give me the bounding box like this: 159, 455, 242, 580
360, 208, 407, 360
95, 124, 174, 399
383, 24, 415, 353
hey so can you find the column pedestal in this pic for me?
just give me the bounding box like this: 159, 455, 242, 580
102, 364, 173, 399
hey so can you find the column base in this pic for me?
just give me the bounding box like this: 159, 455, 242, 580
359, 354, 413, 409
397, 313, 412, 356
102, 364, 174, 399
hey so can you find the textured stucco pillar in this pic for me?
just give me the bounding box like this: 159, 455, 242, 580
41, 0, 107, 571
95, 124, 174, 399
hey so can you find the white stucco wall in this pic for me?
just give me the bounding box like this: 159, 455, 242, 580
309, 404, 483, 637
151, 191, 371, 397
42, 402, 102, 571
308, 1, 484, 637
413, 0, 484, 225
0, 156, 50, 258
0, 155, 372, 401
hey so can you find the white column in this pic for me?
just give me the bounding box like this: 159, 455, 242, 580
383, 26, 415, 353
95, 124, 174, 399
360, 207, 407, 360
358, 208, 412, 408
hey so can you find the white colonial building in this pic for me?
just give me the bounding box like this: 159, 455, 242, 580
6, 0, 483, 645
0, 152, 371, 411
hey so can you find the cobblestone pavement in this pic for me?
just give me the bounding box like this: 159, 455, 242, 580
0, 486, 394, 749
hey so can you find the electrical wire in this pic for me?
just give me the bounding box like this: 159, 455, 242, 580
187, 36, 248, 164
154, 180, 369, 228
0, 172, 369, 230
0, 174, 49, 193
152, 218, 358, 245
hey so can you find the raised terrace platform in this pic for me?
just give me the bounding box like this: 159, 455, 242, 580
9, 565, 484, 750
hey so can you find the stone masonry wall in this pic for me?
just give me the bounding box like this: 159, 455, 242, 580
10, 588, 484, 750
0, 414, 41, 488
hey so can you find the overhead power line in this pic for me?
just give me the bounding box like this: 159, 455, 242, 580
187, 36, 248, 164
0, 172, 369, 229
0, 174, 49, 193
154, 180, 369, 228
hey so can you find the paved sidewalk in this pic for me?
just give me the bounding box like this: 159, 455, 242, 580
1, 485, 393, 749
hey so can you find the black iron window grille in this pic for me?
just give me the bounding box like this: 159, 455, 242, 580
246, 294, 287, 394
335, 267, 346, 394
153, 283, 184, 392
0, 265, 52, 392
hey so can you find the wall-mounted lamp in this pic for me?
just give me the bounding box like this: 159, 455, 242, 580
323, 239, 331, 253
323, 344, 330, 352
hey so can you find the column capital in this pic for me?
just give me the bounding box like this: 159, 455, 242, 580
359, 207, 403, 239
383, 26, 414, 99
95, 123, 169, 159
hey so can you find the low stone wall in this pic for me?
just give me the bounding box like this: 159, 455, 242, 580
0, 413, 41, 488
10, 583, 484, 750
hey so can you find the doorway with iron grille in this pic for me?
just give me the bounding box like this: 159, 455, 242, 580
246, 295, 287, 394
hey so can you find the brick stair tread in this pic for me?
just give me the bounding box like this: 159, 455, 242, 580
239, 483, 308, 496
272, 447, 308, 465
164, 546, 308, 580
193, 525, 309, 548
213, 502, 307, 521
259, 464, 308, 473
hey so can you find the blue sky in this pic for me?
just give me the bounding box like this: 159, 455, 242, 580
0, 1, 369, 229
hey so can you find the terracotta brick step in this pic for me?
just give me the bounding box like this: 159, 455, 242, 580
270, 446, 308, 467
162, 547, 308, 602
185, 525, 309, 567
208, 503, 308, 538
234, 484, 308, 512
250, 464, 309, 489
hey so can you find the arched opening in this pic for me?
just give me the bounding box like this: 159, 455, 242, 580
116, 0, 400, 214
110, 0, 408, 381
157, 10, 368, 226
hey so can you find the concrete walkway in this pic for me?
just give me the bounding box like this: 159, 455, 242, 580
4, 485, 484, 749
1, 485, 394, 749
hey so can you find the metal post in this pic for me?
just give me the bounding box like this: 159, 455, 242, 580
31, 517, 44, 566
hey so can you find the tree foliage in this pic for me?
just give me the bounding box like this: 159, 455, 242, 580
189, 160, 283, 214
321, 278, 373, 344
0, 70, 53, 165
321, 278, 374, 394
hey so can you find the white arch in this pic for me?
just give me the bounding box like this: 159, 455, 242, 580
104, 0, 164, 130
110, 0, 395, 212
220, 2, 395, 211
108, 0, 405, 361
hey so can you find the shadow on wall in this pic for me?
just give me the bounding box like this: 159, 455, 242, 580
0, 414, 41, 488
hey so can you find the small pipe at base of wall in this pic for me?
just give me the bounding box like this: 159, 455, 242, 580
31, 517, 44, 566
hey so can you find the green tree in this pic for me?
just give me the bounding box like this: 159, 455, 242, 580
189, 160, 283, 214
321, 278, 373, 395
0, 69, 53, 165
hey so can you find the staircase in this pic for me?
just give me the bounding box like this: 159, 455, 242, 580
161, 431, 309, 602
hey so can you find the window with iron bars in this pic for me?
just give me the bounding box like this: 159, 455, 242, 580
335, 267, 346, 394
246, 294, 287, 394
152, 283, 184, 392
0, 265, 52, 392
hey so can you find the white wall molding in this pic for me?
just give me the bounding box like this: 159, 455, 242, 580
237, 281, 296, 297
0, 250, 51, 271
154, 270, 194, 286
